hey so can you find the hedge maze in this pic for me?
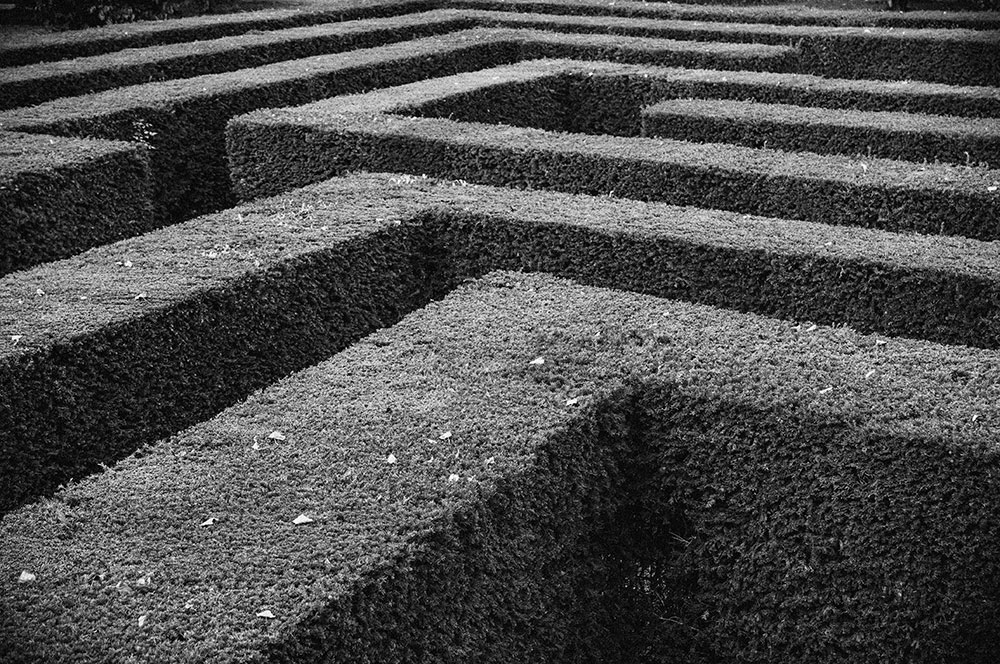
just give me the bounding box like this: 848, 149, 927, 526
2, 0, 1000, 661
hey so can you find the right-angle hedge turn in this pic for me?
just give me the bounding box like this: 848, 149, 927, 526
227, 61, 1000, 240
4, 271, 1000, 663
3, 2, 1000, 662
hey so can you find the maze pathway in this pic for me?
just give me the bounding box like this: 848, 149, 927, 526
1, 0, 1000, 661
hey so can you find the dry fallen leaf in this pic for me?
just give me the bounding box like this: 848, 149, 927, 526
267, 431, 286, 441
17, 571, 35, 583
448, 474, 460, 483
529, 357, 545, 365
565, 397, 579, 406
138, 615, 148, 628
293, 514, 314, 525
439, 431, 452, 440
818, 386, 834, 395
386, 454, 397, 464
200, 517, 217, 527
864, 370, 876, 379
484, 457, 495, 465
806, 324, 818, 332
256, 609, 276, 619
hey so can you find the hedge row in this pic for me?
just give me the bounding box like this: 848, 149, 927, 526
0, 11, 473, 111
467, 9, 1000, 86
0, 131, 153, 276
4, 172, 1000, 512
6, 0, 995, 68
227, 61, 1000, 239
0, 30, 522, 225
405, 62, 1000, 162
450, 0, 1000, 30
4, 270, 1000, 662
0, 28, 805, 229
640, 98, 1000, 166
0, 0, 434, 66
0, 271, 657, 664
0, 179, 436, 514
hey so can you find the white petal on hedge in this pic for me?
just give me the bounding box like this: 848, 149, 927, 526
200, 517, 216, 527
386, 454, 397, 464
138, 615, 148, 628
256, 609, 276, 619
565, 397, 579, 406
529, 357, 545, 365
439, 431, 452, 440
292, 514, 314, 525
448, 474, 460, 483
17, 571, 35, 583
267, 431, 286, 441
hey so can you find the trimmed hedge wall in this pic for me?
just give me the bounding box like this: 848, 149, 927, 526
4, 270, 1000, 662
0, 0, 435, 66
0, 11, 474, 111
450, 0, 1000, 30
640, 98, 1000, 166
0, 28, 808, 229
4, 172, 1000, 513
0, 185, 435, 514
227, 61, 1000, 239
0, 31, 522, 224
0, 131, 153, 275
466, 9, 1000, 86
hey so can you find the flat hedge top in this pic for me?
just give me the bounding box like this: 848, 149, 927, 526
0, 176, 425, 360
642, 97, 1000, 140
0, 0, 431, 60
468, 8, 1000, 43
0, 130, 141, 178
0, 10, 470, 89
451, 0, 1000, 29
5, 170, 1000, 362
3, 268, 1000, 661
239, 59, 1000, 195
0, 30, 509, 131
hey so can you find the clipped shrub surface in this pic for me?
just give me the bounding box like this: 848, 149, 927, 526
0, 131, 154, 275
4, 271, 1000, 662
0, 11, 474, 110
450, 0, 1000, 30
463, 9, 1000, 85
227, 60, 1000, 239
4, 172, 1000, 513
0, 0, 434, 64
640, 97, 1000, 165
0, 30, 522, 224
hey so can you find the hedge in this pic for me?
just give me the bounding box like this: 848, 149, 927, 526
3, 270, 1000, 662
464, 9, 1000, 86
4, 172, 1000, 513
0, 131, 153, 275
640, 98, 1000, 166
0, 27, 807, 229
227, 60, 1000, 239
0, 30, 522, 225
0, 11, 474, 111
449, 0, 1000, 30
0, 0, 435, 66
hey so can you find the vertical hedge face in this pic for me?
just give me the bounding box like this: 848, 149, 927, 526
4, 2, 1000, 661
